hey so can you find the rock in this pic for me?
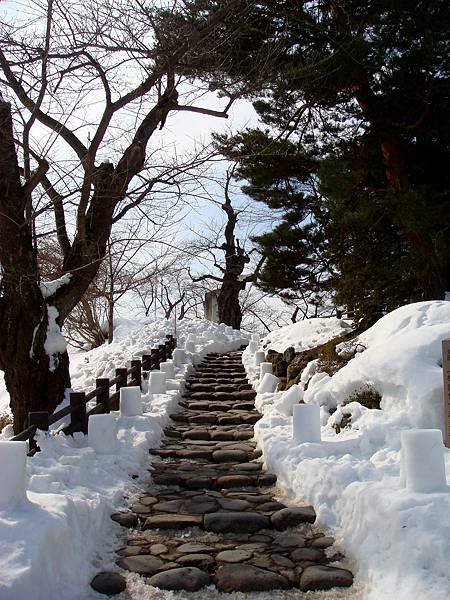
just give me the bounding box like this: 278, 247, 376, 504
258, 473, 277, 486
181, 499, 219, 514
283, 347, 296, 364
216, 549, 253, 563
182, 429, 211, 440
271, 554, 295, 568
299, 565, 353, 591
143, 514, 202, 529
117, 546, 145, 557
110, 512, 138, 528
152, 499, 183, 513
235, 462, 261, 472
214, 564, 290, 592
139, 495, 158, 506
117, 554, 164, 575
90, 572, 126, 596
258, 501, 286, 511
176, 554, 215, 569
291, 547, 325, 563
148, 567, 210, 591
177, 449, 212, 460
212, 449, 246, 463
273, 533, 306, 548
150, 544, 168, 555
311, 536, 335, 549
204, 512, 269, 533
271, 506, 316, 529
177, 542, 215, 554
217, 498, 252, 511
216, 475, 254, 488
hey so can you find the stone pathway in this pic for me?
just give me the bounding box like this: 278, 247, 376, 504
92, 351, 354, 596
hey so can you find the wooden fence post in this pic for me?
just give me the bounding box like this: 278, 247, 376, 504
142, 354, 152, 371
158, 344, 167, 363
114, 368, 128, 410
443, 339, 450, 448
70, 392, 87, 434
28, 411, 49, 452
131, 359, 142, 390
96, 378, 110, 413
151, 348, 160, 370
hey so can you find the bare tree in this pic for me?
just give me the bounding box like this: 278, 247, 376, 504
190, 169, 265, 329
0, 0, 242, 431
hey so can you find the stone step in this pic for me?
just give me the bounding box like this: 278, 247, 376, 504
151, 471, 276, 490
186, 390, 256, 402
186, 383, 253, 392
169, 412, 261, 426
186, 378, 249, 386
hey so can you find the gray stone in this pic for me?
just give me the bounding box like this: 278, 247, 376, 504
117, 546, 145, 557
182, 429, 210, 440
271, 554, 295, 568
204, 512, 269, 533
181, 499, 219, 514
176, 554, 215, 569
257, 501, 286, 511
217, 498, 252, 511
148, 567, 210, 591
216, 475, 254, 488
117, 554, 164, 575
311, 536, 335, 549
214, 564, 290, 592
212, 449, 248, 463
235, 462, 262, 472
143, 514, 202, 529
139, 495, 158, 506
152, 499, 183, 513
177, 542, 215, 554
90, 572, 126, 596
273, 533, 306, 548
271, 506, 316, 529
299, 565, 353, 591
291, 547, 324, 563
110, 512, 138, 528
150, 544, 168, 555
216, 549, 253, 563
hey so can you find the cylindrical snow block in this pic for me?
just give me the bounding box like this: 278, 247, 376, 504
401, 429, 447, 493
251, 333, 260, 342
260, 362, 273, 378
187, 333, 197, 342
120, 386, 142, 417
88, 414, 118, 454
148, 371, 167, 394
248, 341, 258, 353
255, 351, 266, 367
185, 341, 196, 353
160, 361, 175, 379
258, 372, 279, 393
0, 441, 28, 509
293, 404, 321, 443
172, 348, 186, 366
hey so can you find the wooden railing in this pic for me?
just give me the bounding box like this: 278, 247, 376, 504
10, 334, 176, 453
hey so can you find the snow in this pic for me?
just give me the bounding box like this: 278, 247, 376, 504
44, 306, 68, 372
40, 274, 72, 299
243, 301, 450, 600
0, 318, 248, 600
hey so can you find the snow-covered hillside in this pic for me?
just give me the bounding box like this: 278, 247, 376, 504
244, 301, 450, 600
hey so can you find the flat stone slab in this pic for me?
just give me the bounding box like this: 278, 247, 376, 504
216, 549, 253, 563
143, 514, 202, 530
90, 572, 126, 596
148, 567, 210, 591
177, 542, 215, 554
110, 512, 138, 528
214, 564, 290, 592
271, 506, 316, 529
203, 512, 269, 533
116, 554, 164, 575
299, 565, 354, 591
212, 449, 248, 463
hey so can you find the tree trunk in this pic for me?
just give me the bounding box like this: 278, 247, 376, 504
217, 281, 243, 329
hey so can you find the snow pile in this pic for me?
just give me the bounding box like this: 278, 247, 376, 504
0, 318, 247, 600
244, 301, 450, 600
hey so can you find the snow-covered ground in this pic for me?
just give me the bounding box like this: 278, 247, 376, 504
244, 301, 450, 600
0, 319, 248, 600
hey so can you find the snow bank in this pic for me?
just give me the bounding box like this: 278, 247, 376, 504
244, 301, 450, 600
0, 318, 247, 600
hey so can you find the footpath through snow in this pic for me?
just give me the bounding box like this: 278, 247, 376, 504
243, 301, 450, 600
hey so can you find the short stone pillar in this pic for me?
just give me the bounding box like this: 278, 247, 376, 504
148, 371, 167, 394
293, 404, 321, 443
0, 441, 28, 509
88, 414, 118, 454
172, 348, 186, 366
260, 362, 273, 378
255, 351, 266, 367
401, 429, 447, 493
120, 386, 142, 417
160, 361, 175, 379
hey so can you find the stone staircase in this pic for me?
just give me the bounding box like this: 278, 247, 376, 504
91, 350, 354, 595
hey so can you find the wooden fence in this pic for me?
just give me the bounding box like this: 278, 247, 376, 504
10, 334, 176, 453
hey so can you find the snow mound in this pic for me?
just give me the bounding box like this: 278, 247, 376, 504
261, 317, 353, 353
